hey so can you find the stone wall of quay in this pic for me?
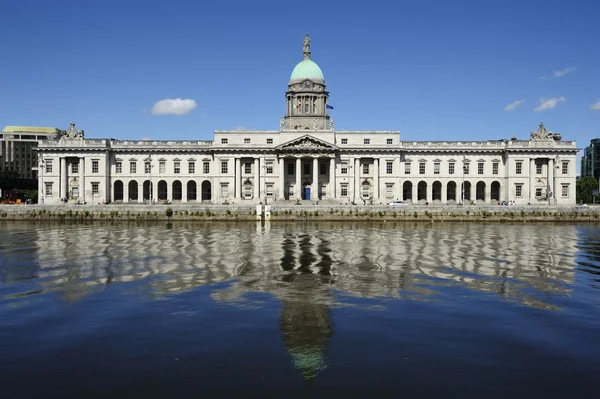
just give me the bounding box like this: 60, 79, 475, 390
0, 204, 599, 222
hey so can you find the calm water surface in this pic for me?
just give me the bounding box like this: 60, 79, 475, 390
1, 221, 599, 398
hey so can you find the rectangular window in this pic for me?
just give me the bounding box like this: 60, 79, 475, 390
434, 162, 440, 175
341, 184, 348, 197
386, 161, 393, 174
405, 163, 411, 174
364, 138, 370, 145
188, 162, 195, 174
266, 183, 274, 198
221, 184, 229, 198
478, 162, 484, 175
304, 164, 310, 175
536, 188, 542, 197
562, 184, 569, 197
203, 161, 209, 174
72, 187, 79, 198
536, 163, 542, 175
92, 183, 99, 195
386, 183, 394, 198
288, 163, 294, 175
221, 138, 228, 144
266, 162, 273, 174
244, 163, 251, 174
221, 161, 228, 174
174, 161, 180, 174
129, 161, 136, 174
562, 162, 568, 175
516, 161, 522, 175
267, 138, 273, 144
320, 162, 326, 175
115, 161, 122, 174
45, 182, 53, 196
72, 163, 79, 174
45, 161, 53, 173
449, 162, 455, 175
515, 184, 523, 197
145, 161, 151, 174
363, 164, 369, 174
244, 138, 250, 144
159, 161, 166, 174
341, 166, 348, 174
492, 162, 499, 175
341, 138, 348, 145
387, 138, 393, 145
92, 160, 99, 174
419, 162, 425, 175
464, 163, 470, 175
289, 184, 294, 198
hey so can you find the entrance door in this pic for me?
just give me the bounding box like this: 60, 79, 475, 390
304, 187, 311, 200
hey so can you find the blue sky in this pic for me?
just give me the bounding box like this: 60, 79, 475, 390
1, 0, 598, 149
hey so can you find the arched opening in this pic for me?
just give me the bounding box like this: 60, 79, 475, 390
114, 180, 124, 202
243, 179, 253, 199
361, 180, 371, 201
476, 181, 486, 202
187, 181, 197, 201
128, 180, 138, 202
432, 181, 442, 201
172, 180, 182, 201
447, 181, 457, 202
157, 180, 168, 200
417, 181, 427, 201
491, 181, 501, 202
143, 180, 151, 201
403, 181, 413, 202
462, 181, 472, 202
201, 180, 211, 201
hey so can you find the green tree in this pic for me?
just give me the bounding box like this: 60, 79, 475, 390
576, 176, 600, 204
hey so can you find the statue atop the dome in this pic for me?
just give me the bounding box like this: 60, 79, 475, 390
303, 34, 311, 59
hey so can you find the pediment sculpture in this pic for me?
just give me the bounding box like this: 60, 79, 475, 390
61, 122, 85, 139
530, 122, 561, 141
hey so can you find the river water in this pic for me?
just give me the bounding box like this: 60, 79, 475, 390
0, 221, 599, 398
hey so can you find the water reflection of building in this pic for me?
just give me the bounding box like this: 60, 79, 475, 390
23, 222, 580, 375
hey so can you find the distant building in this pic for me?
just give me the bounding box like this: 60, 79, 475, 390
35, 36, 579, 206
1, 125, 60, 180
580, 139, 600, 179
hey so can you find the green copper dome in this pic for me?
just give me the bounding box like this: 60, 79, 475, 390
290, 59, 325, 82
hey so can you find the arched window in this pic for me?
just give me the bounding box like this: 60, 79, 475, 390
305, 103, 309, 113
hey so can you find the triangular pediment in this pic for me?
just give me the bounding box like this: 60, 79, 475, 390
276, 135, 339, 151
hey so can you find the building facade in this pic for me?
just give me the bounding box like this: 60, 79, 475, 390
1, 125, 59, 180
36, 36, 579, 206
580, 138, 600, 179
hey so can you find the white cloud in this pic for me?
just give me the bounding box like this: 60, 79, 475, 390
151, 98, 197, 115
553, 66, 576, 78
534, 96, 565, 112
504, 99, 525, 111
591, 100, 600, 111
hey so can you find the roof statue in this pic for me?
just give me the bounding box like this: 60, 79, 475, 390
303, 33, 311, 59
530, 122, 561, 141
62, 122, 84, 139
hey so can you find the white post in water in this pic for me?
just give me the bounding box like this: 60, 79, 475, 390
265, 205, 271, 221
256, 204, 263, 221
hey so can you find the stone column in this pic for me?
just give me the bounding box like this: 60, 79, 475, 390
123, 180, 129, 203
79, 157, 85, 204
254, 158, 260, 200
354, 158, 360, 202
441, 183, 447, 203
295, 157, 301, 200
312, 157, 319, 200
412, 182, 418, 203
529, 158, 536, 204
329, 157, 336, 199
279, 157, 285, 200
426, 182, 432, 202
548, 158, 554, 205
60, 157, 67, 199
373, 159, 379, 200
235, 158, 241, 200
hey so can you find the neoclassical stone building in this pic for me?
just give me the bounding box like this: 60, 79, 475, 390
36, 35, 578, 206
